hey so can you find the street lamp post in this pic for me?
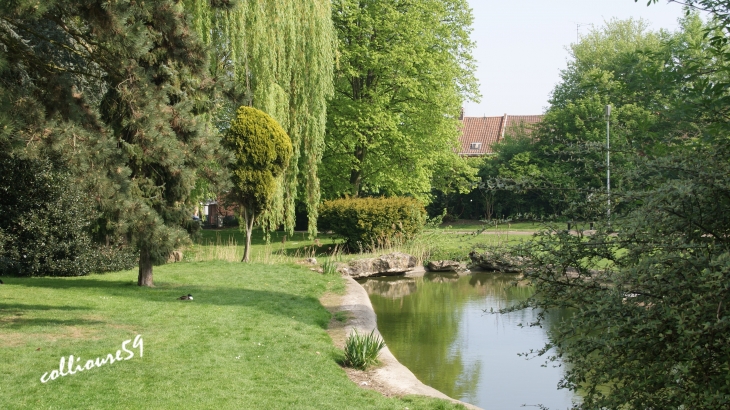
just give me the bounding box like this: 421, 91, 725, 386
606, 104, 611, 227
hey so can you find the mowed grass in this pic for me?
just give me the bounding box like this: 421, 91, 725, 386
188, 226, 534, 265
430, 219, 546, 232
0, 262, 464, 409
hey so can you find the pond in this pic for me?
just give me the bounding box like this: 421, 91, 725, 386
360, 272, 577, 410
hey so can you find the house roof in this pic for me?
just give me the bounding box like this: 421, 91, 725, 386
458, 114, 543, 156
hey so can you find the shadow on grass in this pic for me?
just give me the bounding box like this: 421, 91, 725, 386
0, 303, 91, 311
12, 279, 330, 329
1, 317, 106, 329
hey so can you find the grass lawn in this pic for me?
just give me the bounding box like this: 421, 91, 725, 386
0, 262, 464, 409
431, 219, 547, 232
188, 226, 534, 265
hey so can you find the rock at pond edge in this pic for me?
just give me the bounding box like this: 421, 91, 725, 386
340, 252, 418, 279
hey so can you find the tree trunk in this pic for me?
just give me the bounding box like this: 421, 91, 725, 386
349, 168, 361, 197
242, 208, 255, 262
138, 247, 154, 287
350, 144, 367, 197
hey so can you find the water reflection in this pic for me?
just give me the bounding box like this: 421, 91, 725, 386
360, 272, 576, 410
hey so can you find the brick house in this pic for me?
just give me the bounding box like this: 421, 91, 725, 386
458, 111, 543, 156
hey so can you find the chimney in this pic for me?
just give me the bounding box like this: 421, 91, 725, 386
459, 107, 464, 120
498, 113, 508, 141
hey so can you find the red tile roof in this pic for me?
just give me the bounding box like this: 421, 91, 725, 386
458, 114, 543, 156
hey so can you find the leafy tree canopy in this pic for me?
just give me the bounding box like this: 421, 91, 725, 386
498, 3, 730, 408
473, 15, 707, 219
183, 0, 335, 237
320, 0, 479, 200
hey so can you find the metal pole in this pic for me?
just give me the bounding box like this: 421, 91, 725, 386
606, 105, 611, 227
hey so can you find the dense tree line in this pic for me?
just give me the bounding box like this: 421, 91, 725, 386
487, 2, 730, 408
0, 0, 478, 282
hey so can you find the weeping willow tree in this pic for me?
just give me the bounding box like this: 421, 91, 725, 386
183, 0, 335, 238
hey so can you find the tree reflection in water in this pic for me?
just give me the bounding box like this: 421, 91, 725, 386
360, 272, 575, 410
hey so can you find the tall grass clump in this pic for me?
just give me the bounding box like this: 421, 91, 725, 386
344, 329, 386, 370
322, 259, 339, 275
187, 233, 242, 262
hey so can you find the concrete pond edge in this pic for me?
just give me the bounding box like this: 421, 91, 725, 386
331, 274, 482, 410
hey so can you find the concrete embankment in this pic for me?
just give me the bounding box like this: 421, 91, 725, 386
325, 275, 481, 410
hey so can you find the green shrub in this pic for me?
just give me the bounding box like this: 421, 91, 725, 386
86, 246, 139, 273
221, 105, 293, 262
0, 155, 96, 277
319, 197, 426, 251
343, 329, 386, 370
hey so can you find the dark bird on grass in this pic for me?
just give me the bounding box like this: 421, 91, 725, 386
178, 294, 193, 300
0, 279, 4, 284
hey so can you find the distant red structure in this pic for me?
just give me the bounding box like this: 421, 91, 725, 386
458, 111, 543, 156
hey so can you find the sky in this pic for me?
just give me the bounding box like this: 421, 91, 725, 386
463, 0, 690, 117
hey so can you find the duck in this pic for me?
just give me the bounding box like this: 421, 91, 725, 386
178, 294, 193, 300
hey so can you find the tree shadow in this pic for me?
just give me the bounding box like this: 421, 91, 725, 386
1, 317, 105, 329
12, 279, 331, 329
0, 303, 91, 312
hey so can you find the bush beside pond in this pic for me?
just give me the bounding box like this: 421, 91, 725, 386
319, 197, 426, 251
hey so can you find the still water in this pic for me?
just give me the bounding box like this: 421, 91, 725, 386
360, 272, 577, 410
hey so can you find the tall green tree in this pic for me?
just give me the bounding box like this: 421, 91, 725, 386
0, 0, 222, 285
321, 0, 479, 199
221, 106, 292, 262
475, 16, 705, 220
504, 4, 730, 408
182, 0, 335, 237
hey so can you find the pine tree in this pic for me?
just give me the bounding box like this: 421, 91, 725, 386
0, 0, 222, 285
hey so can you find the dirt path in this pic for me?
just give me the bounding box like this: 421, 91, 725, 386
321, 276, 481, 410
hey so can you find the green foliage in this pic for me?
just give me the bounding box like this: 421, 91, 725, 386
343, 329, 386, 370
0, 155, 94, 277
516, 149, 730, 409
0, 0, 225, 285
183, 0, 335, 237
85, 246, 139, 274
505, 4, 730, 409
222, 106, 293, 262
465, 16, 710, 220
223, 106, 292, 214
321, 0, 479, 199
319, 197, 427, 251
321, 259, 340, 276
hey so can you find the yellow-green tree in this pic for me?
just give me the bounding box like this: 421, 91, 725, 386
222, 107, 292, 262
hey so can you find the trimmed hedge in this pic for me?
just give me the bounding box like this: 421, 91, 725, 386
221, 106, 292, 216
319, 197, 426, 251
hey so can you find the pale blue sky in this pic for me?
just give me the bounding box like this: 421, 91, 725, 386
463, 0, 690, 117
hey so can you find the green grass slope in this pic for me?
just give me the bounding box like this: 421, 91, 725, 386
0, 262, 463, 410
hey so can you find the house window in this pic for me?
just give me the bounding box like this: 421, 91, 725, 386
470, 142, 482, 150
